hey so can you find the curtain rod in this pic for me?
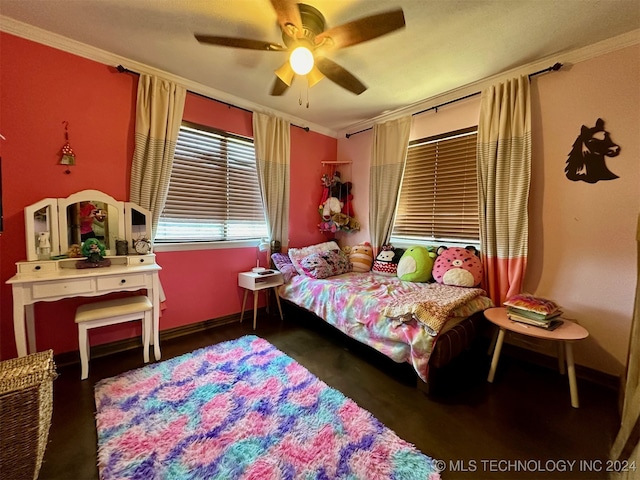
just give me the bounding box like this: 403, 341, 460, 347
115, 65, 310, 132
345, 62, 563, 139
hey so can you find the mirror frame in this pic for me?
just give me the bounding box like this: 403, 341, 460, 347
24, 198, 61, 261
58, 190, 125, 257
124, 202, 153, 254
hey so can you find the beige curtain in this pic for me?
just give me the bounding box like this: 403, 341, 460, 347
252, 112, 290, 249
130, 74, 186, 238
610, 214, 640, 479
477, 76, 531, 305
369, 116, 412, 253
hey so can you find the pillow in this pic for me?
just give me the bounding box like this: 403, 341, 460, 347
372, 245, 404, 276
397, 246, 436, 282
299, 249, 352, 279
432, 246, 483, 287
349, 242, 374, 272
271, 252, 298, 283
288, 241, 340, 275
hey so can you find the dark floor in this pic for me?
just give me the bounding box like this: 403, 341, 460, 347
39, 307, 621, 480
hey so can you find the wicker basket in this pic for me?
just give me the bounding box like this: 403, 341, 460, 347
0, 350, 57, 480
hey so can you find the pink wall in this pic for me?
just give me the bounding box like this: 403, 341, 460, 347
0, 33, 336, 359
525, 45, 640, 375
339, 45, 640, 375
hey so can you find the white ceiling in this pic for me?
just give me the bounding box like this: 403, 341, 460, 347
1, 0, 639, 136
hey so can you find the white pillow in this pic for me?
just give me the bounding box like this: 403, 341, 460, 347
288, 241, 340, 275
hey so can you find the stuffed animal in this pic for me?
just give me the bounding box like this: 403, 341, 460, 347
349, 242, 373, 272
372, 245, 405, 276
432, 246, 483, 287
397, 246, 436, 282
321, 197, 342, 221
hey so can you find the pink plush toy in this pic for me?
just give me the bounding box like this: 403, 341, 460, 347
432, 246, 483, 287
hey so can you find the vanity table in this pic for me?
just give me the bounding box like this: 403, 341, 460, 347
7, 190, 163, 360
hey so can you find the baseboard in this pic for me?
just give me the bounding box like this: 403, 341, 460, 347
500, 342, 621, 391
53, 308, 621, 394
53, 310, 260, 368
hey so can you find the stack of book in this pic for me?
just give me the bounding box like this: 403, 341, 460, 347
504, 294, 564, 330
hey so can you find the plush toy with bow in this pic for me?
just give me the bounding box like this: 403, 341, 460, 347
372, 245, 405, 276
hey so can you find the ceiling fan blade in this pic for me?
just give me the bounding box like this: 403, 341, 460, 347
270, 76, 291, 96
315, 8, 405, 49
270, 0, 303, 38
195, 34, 286, 51
315, 57, 366, 95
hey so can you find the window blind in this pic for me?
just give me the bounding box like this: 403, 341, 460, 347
156, 123, 267, 242
392, 127, 479, 244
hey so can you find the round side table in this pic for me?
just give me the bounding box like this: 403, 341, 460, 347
484, 307, 589, 408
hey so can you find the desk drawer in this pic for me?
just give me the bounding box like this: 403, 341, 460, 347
18, 261, 58, 274
127, 255, 155, 266
32, 278, 94, 299
97, 274, 146, 291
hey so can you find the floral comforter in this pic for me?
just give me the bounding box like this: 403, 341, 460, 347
278, 272, 493, 382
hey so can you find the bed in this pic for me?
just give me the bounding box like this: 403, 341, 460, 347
275, 249, 493, 389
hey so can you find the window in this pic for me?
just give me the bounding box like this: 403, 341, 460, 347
156, 122, 268, 243
391, 126, 479, 246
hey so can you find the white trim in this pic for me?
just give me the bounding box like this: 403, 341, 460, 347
153, 239, 260, 253
338, 29, 640, 137
0, 16, 337, 139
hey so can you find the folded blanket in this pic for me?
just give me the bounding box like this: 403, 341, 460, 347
383, 284, 485, 335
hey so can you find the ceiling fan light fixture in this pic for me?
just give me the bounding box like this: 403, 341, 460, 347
306, 65, 324, 87
274, 61, 295, 86
289, 46, 314, 75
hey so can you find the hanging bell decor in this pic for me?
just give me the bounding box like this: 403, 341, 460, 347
59, 121, 75, 173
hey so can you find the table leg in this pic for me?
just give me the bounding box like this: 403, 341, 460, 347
487, 328, 506, 383
274, 288, 284, 321
151, 274, 161, 361
265, 288, 270, 314
13, 300, 28, 357
565, 342, 580, 408
557, 342, 566, 375
253, 291, 259, 330
26, 304, 36, 354
240, 290, 248, 323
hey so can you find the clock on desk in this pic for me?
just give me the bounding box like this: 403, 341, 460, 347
134, 237, 151, 255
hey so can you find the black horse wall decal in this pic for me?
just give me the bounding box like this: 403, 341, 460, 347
565, 118, 621, 183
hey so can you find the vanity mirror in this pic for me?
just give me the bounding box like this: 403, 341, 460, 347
58, 190, 125, 257
23, 190, 152, 261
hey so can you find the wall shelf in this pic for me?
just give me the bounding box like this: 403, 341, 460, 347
321, 161, 352, 165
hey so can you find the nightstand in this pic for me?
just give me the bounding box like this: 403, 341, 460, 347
238, 270, 284, 330
484, 307, 589, 408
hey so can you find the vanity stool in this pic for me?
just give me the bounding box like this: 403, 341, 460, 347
75, 296, 153, 380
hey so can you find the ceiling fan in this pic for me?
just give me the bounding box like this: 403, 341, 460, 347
195, 0, 405, 96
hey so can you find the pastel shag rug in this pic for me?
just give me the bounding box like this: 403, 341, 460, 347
95, 335, 441, 479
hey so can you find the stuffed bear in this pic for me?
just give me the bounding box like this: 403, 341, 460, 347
349, 242, 373, 272
432, 246, 483, 287
397, 246, 436, 282
372, 245, 405, 276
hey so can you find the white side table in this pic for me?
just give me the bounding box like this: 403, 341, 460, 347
238, 270, 284, 330
484, 307, 589, 408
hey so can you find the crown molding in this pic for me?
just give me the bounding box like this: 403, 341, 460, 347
3, 15, 636, 141
0, 16, 338, 138
338, 28, 640, 138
